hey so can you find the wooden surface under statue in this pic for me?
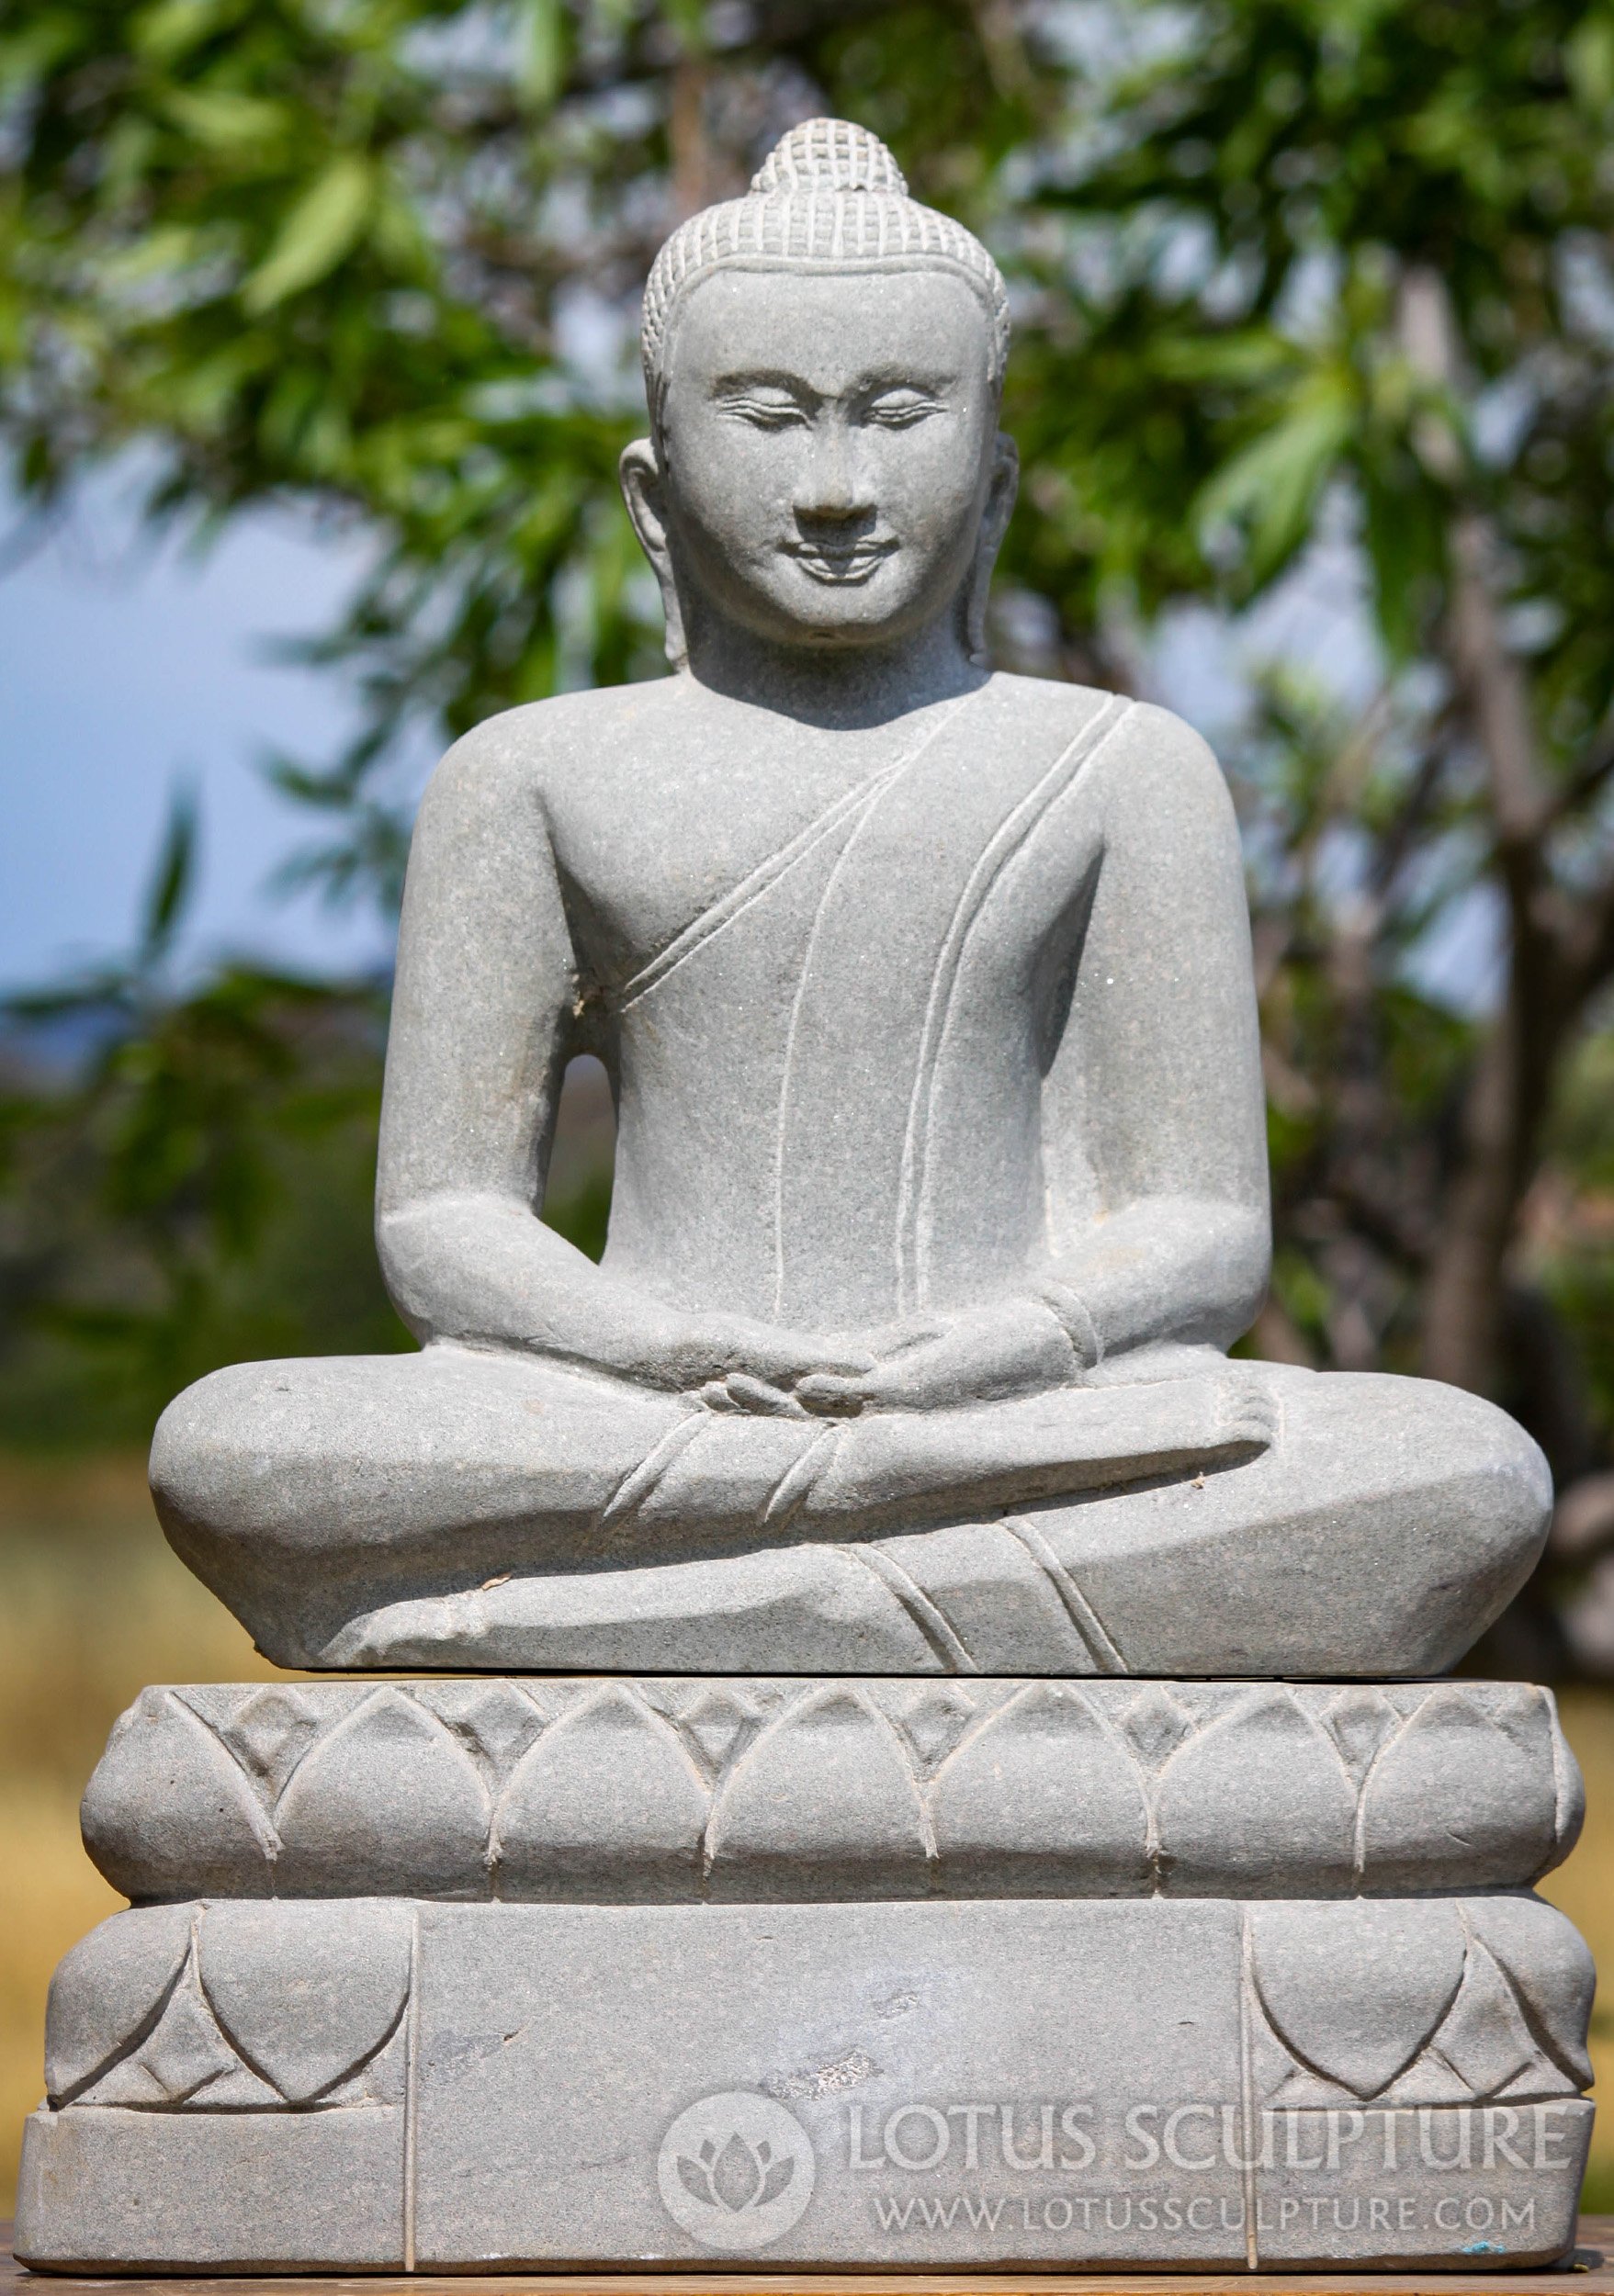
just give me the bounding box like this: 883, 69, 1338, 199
148, 129, 1544, 1682
17, 122, 1594, 2277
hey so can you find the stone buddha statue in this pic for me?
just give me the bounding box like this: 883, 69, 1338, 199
152, 118, 1548, 1679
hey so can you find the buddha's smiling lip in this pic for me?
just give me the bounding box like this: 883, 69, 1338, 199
782, 536, 897, 585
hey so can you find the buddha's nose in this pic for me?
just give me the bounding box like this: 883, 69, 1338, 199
792, 422, 872, 521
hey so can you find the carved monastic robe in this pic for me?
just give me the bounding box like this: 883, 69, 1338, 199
572, 681, 1272, 1549
607, 680, 1131, 1328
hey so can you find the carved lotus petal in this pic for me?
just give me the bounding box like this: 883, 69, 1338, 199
119, 1983, 243, 2105
275, 1686, 490, 1896
675, 1687, 762, 1778
706, 1687, 928, 1896
412, 1680, 546, 1774
1463, 1896, 1595, 2089
1360, 1687, 1555, 1890
890, 1685, 978, 1773
1322, 1688, 1397, 1785
81, 1689, 277, 1901
45, 1903, 193, 2103
198, 1900, 411, 2102
1121, 1685, 1194, 1770
1549, 1705, 1587, 1863
1473, 1685, 1585, 1863
213, 1685, 325, 1800
1250, 1901, 1465, 2099
495, 1683, 708, 1896
1432, 1941, 1539, 2099
1155, 1687, 1356, 1895
929, 1684, 1148, 1892
178, 2058, 284, 2110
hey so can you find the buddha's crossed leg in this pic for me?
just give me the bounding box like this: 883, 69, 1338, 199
151, 1344, 1547, 1676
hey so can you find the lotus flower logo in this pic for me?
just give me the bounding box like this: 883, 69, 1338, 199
679, 2128, 796, 2213
657, 2091, 816, 2250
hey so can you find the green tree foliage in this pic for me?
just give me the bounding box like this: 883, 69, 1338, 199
0, 793, 612, 1440
6, 0, 1614, 1654
1002, 4, 1614, 1434
0, 796, 403, 1443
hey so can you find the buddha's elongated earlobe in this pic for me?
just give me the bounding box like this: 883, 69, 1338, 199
619, 438, 690, 668
962, 432, 1019, 666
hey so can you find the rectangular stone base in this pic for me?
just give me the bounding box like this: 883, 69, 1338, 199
17, 1899, 1590, 2272
7, 2227, 1614, 2293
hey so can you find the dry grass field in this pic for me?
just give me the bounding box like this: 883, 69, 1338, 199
1, 1453, 1612, 2216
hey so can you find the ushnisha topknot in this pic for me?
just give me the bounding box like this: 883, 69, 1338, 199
640, 117, 1011, 407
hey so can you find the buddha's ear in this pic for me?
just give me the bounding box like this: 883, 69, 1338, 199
619, 437, 689, 668
961, 431, 1019, 667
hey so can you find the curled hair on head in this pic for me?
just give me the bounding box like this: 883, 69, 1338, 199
640, 117, 1011, 423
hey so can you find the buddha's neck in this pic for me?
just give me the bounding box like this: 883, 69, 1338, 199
683, 609, 986, 730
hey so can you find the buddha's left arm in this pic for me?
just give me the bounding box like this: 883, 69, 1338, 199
1038, 701, 1270, 1362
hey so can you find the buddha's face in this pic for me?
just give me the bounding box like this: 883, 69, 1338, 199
643, 267, 1002, 654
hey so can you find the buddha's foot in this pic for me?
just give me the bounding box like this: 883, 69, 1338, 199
21, 1672, 1593, 2270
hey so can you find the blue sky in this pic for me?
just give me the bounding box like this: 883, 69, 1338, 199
0, 482, 395, 995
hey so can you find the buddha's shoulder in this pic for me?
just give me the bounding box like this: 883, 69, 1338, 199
986, 674, 1224, 793
422, 681, 682, 804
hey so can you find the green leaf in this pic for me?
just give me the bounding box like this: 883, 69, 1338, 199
132, 0, 239, 64
517, 0, 565, 107
1152, 331, 1297, 388
0, 15, 82, 97
162, 86, 291, 151
1194, 373, 1357, 586
139, 785, 198, 967
243, 155, 374, 313
661, 0, 707, 50
1360, 456, 1445, 663
1567, 14, 1614, 112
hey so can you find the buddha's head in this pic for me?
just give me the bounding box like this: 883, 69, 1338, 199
622, 118, 1016, 673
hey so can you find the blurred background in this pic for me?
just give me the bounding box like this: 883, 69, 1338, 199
4, 0, 1614, 2220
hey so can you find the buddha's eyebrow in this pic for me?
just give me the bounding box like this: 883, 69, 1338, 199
708, 366, 958, 404
709, 368, 820, 404
852, 365, 957, 394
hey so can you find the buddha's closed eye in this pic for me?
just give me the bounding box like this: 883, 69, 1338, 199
712, 385, 944, 431
860, 389, 943, 428
720, 389, 812, 429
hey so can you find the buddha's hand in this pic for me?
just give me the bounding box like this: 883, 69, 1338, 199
794, 1291, 1092, 1416
625, 1311, 876, 1408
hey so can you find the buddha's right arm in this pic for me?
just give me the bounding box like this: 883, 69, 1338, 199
369, 719, 705, 1384
379, 1187, 771, 1390
372, 721, 646, 1369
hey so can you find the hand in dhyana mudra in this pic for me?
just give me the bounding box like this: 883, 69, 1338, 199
696, 1295, 1084, 1419
620, 1305, 876, 1405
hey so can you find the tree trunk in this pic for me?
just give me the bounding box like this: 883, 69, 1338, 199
1419, 1015, 1523, 1392
1397, 270, 1555, 1399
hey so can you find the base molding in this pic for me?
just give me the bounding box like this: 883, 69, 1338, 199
17, 1896, 1593, 2272
9, 2218, 1614, 2289
78, 1676, 1584, 1905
